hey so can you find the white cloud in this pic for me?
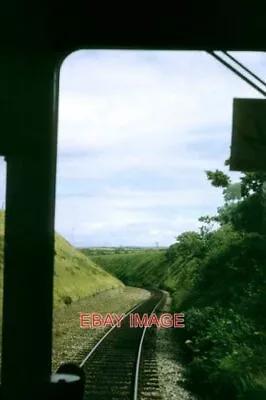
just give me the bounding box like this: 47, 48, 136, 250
56, 150, 222, 181
58, 51, 262, 156
56, 186, 222, 215
55, 182, 221, 247
0, 50, 256, 247
1, 51, 262, 245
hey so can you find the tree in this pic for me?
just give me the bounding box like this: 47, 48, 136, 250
175, 231, 207, 259
203, 162, 266, 235
223, 182, 241, 202
205, 169, 231, 188
198, 215, 217, 236
240, 172, 266, 198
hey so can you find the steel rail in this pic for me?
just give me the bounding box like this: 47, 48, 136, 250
79, 299, 146, 368
77, 290, 165, 399
133, 292, 165, 400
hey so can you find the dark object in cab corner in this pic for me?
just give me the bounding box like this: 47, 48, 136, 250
51, 363, 85, 400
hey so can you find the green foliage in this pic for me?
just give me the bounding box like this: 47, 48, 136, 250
240, 172, 266, 198
62, 296, 72, 305
205, 169, 231, 188
223, 182, 242, 202
170, 163, 266, 398
175, 231, 207, 258
89, 250, 168, 290
178, 306, 260, 399
230, 194, 265, 234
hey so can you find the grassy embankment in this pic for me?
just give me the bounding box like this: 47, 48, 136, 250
81, 248, 168, 290
0, 210, 124, 314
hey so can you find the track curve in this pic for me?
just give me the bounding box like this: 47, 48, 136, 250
80, 290, 165, 400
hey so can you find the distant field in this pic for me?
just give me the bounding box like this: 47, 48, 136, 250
79, 246, 167, 256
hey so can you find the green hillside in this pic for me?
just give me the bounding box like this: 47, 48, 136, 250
0, 210, 124, 311
85, 250, 168, 290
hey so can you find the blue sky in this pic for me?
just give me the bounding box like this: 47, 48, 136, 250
1, 51, 266, 247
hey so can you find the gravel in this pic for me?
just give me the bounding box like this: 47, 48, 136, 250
53, 287, 198, 399
52, 286, 150, 371
155, 293, 198, 400
0, 287, 198, 400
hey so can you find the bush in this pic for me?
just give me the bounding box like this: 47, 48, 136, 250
62, 296, 72, 305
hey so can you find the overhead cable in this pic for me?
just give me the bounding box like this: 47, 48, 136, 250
206, 51, 266, 97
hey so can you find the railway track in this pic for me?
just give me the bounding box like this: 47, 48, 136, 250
78, 290, 165, 400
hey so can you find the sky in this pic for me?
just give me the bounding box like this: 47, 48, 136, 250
1, 50, 266, 247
